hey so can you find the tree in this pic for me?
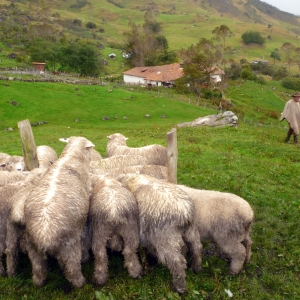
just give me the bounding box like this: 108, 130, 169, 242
270, 48, 281, 64
241, 31, 265, 45
212, 24, 233, 50
58, 42, 102, 76
294, 47, 300, 73
281, 42, 295, 70
180, 38, 223, 88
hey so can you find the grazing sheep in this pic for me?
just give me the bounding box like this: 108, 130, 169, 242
24, 136, 94, 288
107, 164, 168, 180
90, 155, 148, 172
36, 145, 58, 168
89, 174, 142, 286
0, 155, 26, 172
117, 174, 202, 294
106, 133, 167, 166
178, 185, 253, 275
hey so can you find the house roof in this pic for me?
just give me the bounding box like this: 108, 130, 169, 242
123, 63, 183, 82
207, 66, 225, 75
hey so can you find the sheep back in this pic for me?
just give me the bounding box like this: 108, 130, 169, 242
106, 133, 167, 166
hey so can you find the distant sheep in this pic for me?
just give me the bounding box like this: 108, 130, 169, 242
24, 136, 94, 288
178, 185, 253, 275
89, 174, 142, 285
117, 174, 202, 294
218, 98, 232, 112
90, 155, 148, 172
106, 133, 167, 166
36, 145, 58, 168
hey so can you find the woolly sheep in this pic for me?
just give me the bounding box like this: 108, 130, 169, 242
0, 155, 26, 172
117, 174, 202, 294
59, 138, 102, 161
36, 145, 58, 168
0, 171, 28, 187
106, 133, 167, 166
107, 164, 168, 180
90, 155, 148, 172
0, 172, 44, 276
24, 136, 94, 288
178, 185, 253, 275
89, 174, 142, 285
5, 186, 35, 277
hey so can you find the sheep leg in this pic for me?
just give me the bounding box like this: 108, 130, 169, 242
120, 225, 142, 279
183, 225, 202, 274
152, 230, 187, 294
26, 238, 48, 286
220, 239, 247, 275
0, 218, 7, 277
5, 222, 22, 277
242, 234, 252, 263
56, 236, 86, 288
92, 235, 109, 286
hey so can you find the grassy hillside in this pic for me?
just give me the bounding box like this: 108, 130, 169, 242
0, 80, 299, 299
0, 0, 300, 75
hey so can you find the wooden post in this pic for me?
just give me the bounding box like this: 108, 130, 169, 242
166, 128, 178, 184
18, 119, 39, 171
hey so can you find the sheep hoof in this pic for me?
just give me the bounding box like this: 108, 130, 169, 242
33, 275, 46, 287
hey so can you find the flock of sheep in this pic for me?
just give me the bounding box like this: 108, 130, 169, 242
0, 133, 254, 294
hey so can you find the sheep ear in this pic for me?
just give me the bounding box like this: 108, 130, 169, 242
59, 138, 69, 143
107, 135, 111, 140
125, 137, 128, 141
86, 141, 95, 149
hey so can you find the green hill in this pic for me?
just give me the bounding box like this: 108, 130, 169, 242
0, 0, 300, 75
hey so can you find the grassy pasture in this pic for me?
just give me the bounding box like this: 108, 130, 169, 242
0, 80, 299, 299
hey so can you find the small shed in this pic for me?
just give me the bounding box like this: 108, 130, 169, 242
32, 62, 46, 72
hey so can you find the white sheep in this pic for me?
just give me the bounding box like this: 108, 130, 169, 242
24, 136, 94, 288
117, 174, 202, 294
36, 145, 58, 168
0, 155, 26, 172
106, 164, 168, 180
0, 171, 28, 187
90, 155, 148, 172
89, 174, 142, 285
106, 133, 167, 166
178, 185, 253, 275
5, 186, 35, 277
0, 172, 44, 276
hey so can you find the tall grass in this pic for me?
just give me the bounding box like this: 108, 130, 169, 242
0, 81, 299, 299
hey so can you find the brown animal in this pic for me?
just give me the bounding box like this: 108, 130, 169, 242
218, 98, 232, 112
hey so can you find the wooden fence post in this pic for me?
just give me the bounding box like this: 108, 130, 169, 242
18, 119, 39, 171
166, 128, 178, 184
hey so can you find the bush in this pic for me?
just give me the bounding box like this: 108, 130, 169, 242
281, 77, 300, 90
241, 31, 266, 45
272, 66, 289, 80
86, 22, 97, 29
225, 63, 242, 80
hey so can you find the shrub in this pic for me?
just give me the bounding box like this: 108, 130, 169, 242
272, 66, 289, 80
241, 31, 266, 45
86, 22, 97, 29
281, 77, 300, 90
225, 63, 242, 80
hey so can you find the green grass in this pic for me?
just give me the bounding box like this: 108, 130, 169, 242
0, 80, 299, 299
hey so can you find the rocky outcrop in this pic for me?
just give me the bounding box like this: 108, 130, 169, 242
177, 111, 238, 128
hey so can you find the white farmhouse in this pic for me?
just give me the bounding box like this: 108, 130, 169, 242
123, 63, 184, 87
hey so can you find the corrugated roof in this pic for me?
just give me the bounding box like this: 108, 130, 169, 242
123, 63, 183, 82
